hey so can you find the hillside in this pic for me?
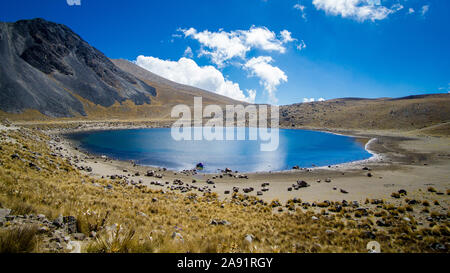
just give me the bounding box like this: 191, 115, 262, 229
280, 94, 450, 135
112, 59, 245, 106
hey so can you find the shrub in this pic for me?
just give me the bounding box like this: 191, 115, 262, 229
86, 225, 136, 253
0, 225, 38, 253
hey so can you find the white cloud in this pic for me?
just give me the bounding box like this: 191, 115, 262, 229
303, 97, 325, 103
183, 46, 193, 58
179, 26, 296, 66
135, 56, 256, 103
293, 4, 307, 21
243, 26, 286, 52
312, 0, 403, 22
408, 8, 415, 14
180, 27, 248, 67
244, 56, 287, 104
391, 4, 403, 12
280, 30, 295, 43
421, 5, 429, 16
297, 40, 307, 51
66, 0, 81, 6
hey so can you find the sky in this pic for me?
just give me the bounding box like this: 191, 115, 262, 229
1, 0, 449, 105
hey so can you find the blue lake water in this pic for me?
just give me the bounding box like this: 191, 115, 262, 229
68, 128, 372, 173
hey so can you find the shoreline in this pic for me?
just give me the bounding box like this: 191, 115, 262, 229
57, 125, 385, 175
43, 121, 449, 204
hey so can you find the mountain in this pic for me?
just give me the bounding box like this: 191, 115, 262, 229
280, 93, 450, 134
0, 18, 158, 117
0, 18, 245, 119
111, 59, 245, 106
111, 59, 247, 105
1, 19, 449, 136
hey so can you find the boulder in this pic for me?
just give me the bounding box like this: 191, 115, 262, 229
63, 216, 78, 233
72, 233, 86, 241
53, 214, 64, 227
0, 208, 11, 220
297, 180, 309, 188
244, 234, 254, 244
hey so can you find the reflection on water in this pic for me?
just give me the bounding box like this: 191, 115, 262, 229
68, 128, 371, 173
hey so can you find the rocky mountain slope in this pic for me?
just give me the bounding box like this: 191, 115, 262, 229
112, 59, 244, 106
0, 18, 158, 117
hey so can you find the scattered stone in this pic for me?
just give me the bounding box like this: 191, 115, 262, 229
137, 212, 148, 217
171, 232, 183, 242
391, 192, 401, 199
244, 234, 254, 244
376, 220, 390, 227
72, 233, 86, 241
0, 208, 11, 220
429, 242, 446, 251
297, 180, 309, 188
63, 216, 77, 233
362, 231, 376, 239
53, 215, 64, 227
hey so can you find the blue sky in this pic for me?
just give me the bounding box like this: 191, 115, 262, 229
1, 0, 449, 105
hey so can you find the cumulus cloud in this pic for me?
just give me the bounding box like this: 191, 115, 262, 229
243, 26, 286, 52
244, 56, 287, 104
135, 56, 256, 103
408, 8, 415, 14
179, 27, 248, 67
293, 4, 307, 21
179, 26, 296, 66
280, 30, 295, 43
312, 0, 403, 22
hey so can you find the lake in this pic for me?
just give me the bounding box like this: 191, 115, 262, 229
68, 128, 372, 173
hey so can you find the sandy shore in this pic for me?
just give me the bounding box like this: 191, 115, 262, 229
43, 123, 449, 213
